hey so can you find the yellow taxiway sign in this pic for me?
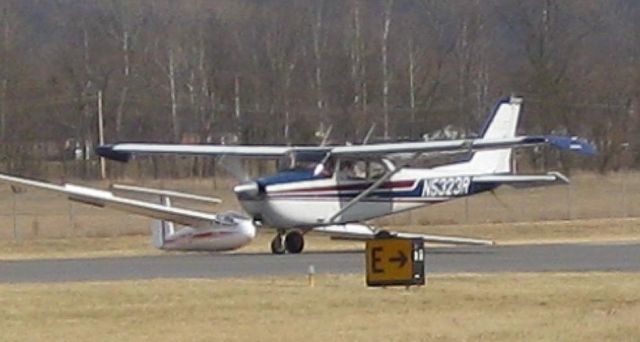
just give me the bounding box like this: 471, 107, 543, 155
365, 237, 425, 287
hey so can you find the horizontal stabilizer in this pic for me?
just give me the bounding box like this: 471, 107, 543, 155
545, 136, 597, 156
473, 171, 569, 188
314, 224, 494, 246
393, 232, 494, 246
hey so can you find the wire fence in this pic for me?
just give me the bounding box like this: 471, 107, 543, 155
379, 172, 640, 226
0, 172, 639, 241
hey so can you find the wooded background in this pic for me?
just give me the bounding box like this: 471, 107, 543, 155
0, 0, 638, 178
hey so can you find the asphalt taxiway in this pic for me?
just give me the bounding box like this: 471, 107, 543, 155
1, 242, 639, 283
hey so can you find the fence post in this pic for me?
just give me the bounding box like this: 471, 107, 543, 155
464, 197, 469, 223
566, 183, 573, 220
12, 189, 18, 241
68, 201, 74, 238
620, 171, 627, 218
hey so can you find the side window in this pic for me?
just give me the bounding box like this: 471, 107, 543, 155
352, 161, 368, 180
338, 160, 357, 180
319, 159, 335, 177
368, 161, 386, 180
338, 160, 386, 180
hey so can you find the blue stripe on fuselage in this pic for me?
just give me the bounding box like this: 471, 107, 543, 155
257, 170, 326, 188
266, 179, 498, 200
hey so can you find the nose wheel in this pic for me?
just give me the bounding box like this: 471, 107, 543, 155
270, 234, 286, 254
270, 230, 305, 254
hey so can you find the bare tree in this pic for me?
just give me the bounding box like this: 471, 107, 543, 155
0, 0, 637, 177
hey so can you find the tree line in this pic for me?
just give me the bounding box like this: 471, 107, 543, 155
0, 0, 638, 178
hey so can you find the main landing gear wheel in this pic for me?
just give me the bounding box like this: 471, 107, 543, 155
284, 231, 305, 254
375, 230, 393, 238
270, 231, 305, 254
270, 234, 286, 254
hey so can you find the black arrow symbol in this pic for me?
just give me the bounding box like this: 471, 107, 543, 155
388, 250, 408, 268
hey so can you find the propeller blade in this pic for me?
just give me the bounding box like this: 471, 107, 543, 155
217, 156, 250, 182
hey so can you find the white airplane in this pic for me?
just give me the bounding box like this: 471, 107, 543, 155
0, 96, 595, 254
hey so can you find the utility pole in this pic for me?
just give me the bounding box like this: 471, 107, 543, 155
408, 39, 416, 138
98, 91, 106, 179
381, 0, 394, 139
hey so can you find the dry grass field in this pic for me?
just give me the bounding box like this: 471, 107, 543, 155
1, 217, 640, 260
1, 173, 639, 341
1, 273, 639, 341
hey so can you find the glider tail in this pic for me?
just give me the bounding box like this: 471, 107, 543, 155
150, 196, 175, 249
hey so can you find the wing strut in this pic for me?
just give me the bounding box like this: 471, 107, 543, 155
327, 159, 402, 223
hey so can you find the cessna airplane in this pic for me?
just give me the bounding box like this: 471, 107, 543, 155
0, 96, 595, 254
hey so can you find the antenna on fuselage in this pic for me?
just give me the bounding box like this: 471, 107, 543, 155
320, 125, 333, 147
362, 124, 376, 145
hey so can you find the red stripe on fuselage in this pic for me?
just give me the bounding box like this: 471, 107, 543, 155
268, 180, 415, 194
164, 231, 234, 244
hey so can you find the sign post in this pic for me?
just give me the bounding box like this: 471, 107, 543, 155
365, 237, 425, 287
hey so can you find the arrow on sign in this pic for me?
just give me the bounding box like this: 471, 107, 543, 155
388, 250, 408, 268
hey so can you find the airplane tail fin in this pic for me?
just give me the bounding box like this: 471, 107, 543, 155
150, 196, 175, 249
466, 96, 522, 174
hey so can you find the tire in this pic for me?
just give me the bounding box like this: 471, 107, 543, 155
375, 230, 393, 238
284, 231, 305, 254
270, 235, 286, 254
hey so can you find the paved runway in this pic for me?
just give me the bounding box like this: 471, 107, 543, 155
2, 242, 639, 283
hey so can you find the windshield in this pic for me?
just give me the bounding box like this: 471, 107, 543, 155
277, 151, 329, 172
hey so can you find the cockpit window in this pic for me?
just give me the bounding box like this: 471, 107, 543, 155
277, 154, 316, 172
317, 159, 335, 177
338, 159, 386, 180
369, 161, 386, 179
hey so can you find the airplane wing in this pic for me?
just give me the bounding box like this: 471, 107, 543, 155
329, 136, 595, 157
312, 224, 494, 246
473, 171, 570, 188
0, 173, 220, 229
97, 135, 595, 162
96, 144, 302, 162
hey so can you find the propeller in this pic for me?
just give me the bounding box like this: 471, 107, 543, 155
217, 155, 251, 183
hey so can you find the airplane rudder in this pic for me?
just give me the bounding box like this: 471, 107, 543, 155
480, 96, 522, 140
150, 220, 164, 248
150, 219, 176, 249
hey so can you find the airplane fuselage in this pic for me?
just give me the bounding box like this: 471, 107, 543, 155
237, 166, 497, 229
155, 216, 256, 251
